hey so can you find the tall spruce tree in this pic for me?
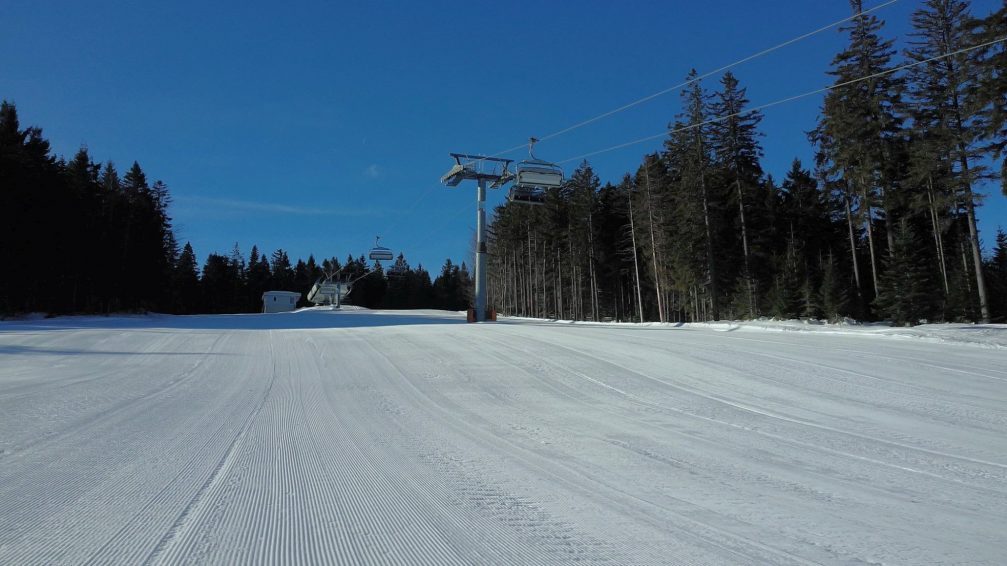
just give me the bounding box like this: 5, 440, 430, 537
819, 250, 850, 321
875, 219, 938, 325
668, 70, 721, 320
970, 3, 1007, 193
709, 72, 765, 317
562, 162, 602, 321
986, 229, 1007, 321
631, 155, 669, 322
174, 242, 201, 313
768, 234, 803, 319
63, 147, 102, 311
815, 0, 904, 304
270, 249, 294, 290
905, 0, 992, 322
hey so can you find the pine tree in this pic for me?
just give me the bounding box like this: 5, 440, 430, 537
433, 259, 464, 311
62, 147, 102, 311
665, 71, 721, 320
200, 253, 237, 313
270, 249, 294, 290
174, 242, 201, 313
768, 235, 803, 319
631, 154, 671, 322
875, 219, 938, 325
293, 258, 312, 306
819, 251, 850, 321
94, 161, 125, 312
969, 2, 1007, 193
247, 246, 271, 311
593, 181, 635, 321
0, 102, 187, 315
986, 228, 1007, 321
122, 161, 148, 194
384, 254, 412, 308
710, 71, 765, 317
815, 0, 904, 303
775, 159, 840, 319
905, 0, 992, 322
563, 161, 602, 321
411, 264, 435, 308
305, 255, 321, 283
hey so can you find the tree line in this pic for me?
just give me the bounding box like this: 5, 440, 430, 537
1, 101, 176, 315
187, 247, 473, 314
487, 0, 1007, 325
0, 101, 473, 315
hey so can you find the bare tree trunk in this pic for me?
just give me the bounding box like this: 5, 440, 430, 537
628, 189, 645, 322
612, 277, 620, 322
516, 250, 524, 316
860, 175, 880, 298
540, 246, 547, 318
927, 176, 950, 294
734, 177, 755, 317
512, 251, 518, 315
509, 253, 516, 314
948, 52, 991, 322
642, 167, 665, 322
960, 239, 974, 299
555, 249, 562, 319
692, 286, 699, 322
957, 161, 991, 322
697, 138, 719, 320
571, 263, 578, 320
843, 191, 862, 295
587, 212, 599, 321
526, 231, 533, 316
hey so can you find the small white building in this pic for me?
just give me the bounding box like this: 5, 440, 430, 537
262, 290, 301, 313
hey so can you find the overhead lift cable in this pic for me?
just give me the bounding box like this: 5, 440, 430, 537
397, 1, 908, 271
473, 0, 901, 163
402, 1, 901, 216
557, 34, 1007, 165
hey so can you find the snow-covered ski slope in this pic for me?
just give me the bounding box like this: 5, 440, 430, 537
1, 310, 1005, 565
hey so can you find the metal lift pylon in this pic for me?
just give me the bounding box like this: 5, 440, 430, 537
441, 153, 514, 322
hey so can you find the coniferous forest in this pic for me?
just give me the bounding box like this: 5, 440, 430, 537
489, 0, 1007, 325
0, 100, 472, 315
2, 1, 1006, 324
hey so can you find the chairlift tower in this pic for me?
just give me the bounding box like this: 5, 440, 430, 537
441, 153, 514, 322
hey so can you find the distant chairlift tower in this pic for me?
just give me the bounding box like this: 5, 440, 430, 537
441, 153, 515, 322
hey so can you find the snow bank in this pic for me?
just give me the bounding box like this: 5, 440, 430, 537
500, 315, 1007, 349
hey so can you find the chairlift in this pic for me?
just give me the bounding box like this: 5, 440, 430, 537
508, 137, 564, 206
307, 276, 351, 305
368, 236, 394, 261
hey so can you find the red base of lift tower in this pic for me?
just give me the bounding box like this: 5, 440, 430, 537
467, 308, 496, 323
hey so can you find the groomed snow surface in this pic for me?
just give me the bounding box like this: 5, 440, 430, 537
1, 310, 1005, 565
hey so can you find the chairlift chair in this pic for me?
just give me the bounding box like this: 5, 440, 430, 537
508, 138, 564, 206
368, 236, 394, 261
307, 276, 351, 305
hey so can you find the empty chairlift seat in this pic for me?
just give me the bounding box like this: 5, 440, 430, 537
368, 236, 394, 261
307, 277, 351, 305
368, 246, 394, 261
508, 139, 564, 205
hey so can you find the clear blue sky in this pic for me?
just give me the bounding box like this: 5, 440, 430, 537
3, 0, 1005, 273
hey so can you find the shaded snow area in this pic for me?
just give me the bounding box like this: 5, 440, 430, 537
1, 310, 1005, 565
